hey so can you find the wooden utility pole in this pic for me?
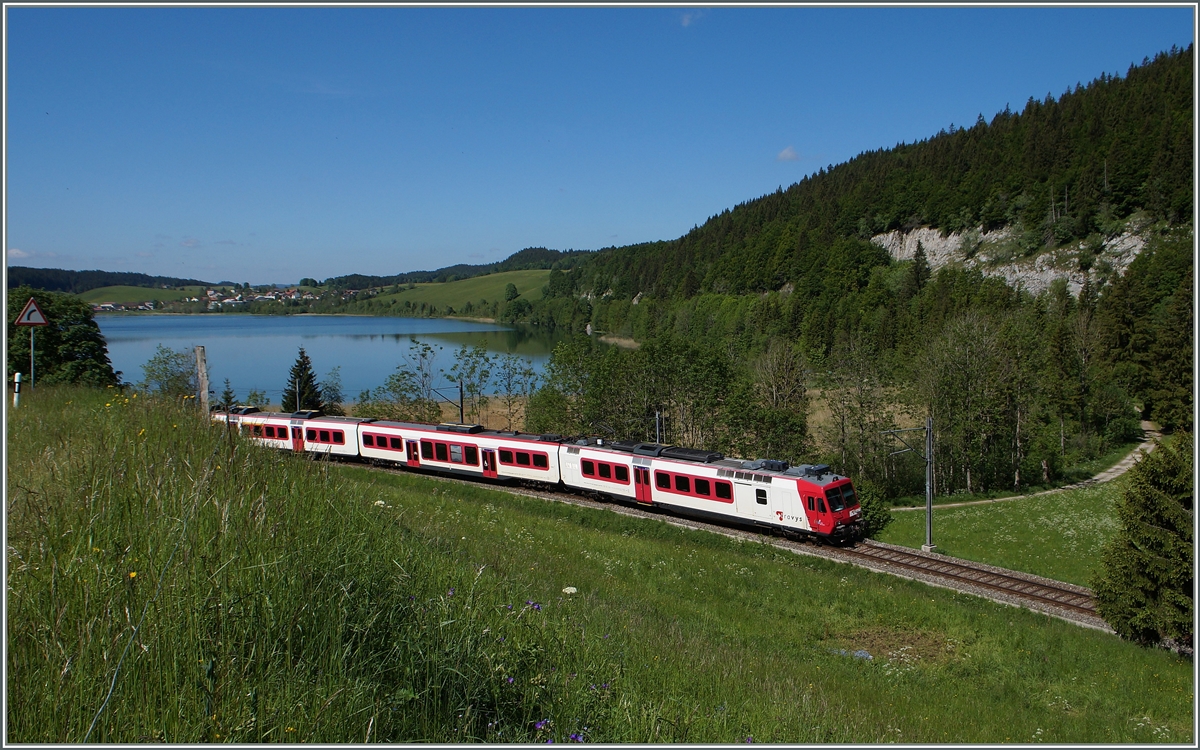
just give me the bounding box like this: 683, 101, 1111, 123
195, 346, 210, 412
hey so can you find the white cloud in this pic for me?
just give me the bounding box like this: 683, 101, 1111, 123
180, 238, 202, 248
776, 146, 800, 162
679, 10, 705, 27
214, 239, 239, 246
8, 248, 30, 259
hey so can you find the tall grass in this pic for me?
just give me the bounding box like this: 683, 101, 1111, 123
8, 387, 627, 742
7, 387, 1193, 743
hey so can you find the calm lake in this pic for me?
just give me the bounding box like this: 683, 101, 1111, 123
95, 314, 573, 404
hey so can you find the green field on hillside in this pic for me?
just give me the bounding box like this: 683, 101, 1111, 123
374, 270, 552, 314
78, 285, 207, 304
876, 481, 1126, 587
7, 387, 1192, 744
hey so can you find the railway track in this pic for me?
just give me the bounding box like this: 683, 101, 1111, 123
367, 461, 1112, 632
828, 541, 1105, 622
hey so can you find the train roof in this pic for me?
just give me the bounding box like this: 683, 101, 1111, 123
568, 437, 846, 483
362, 419, 564, 443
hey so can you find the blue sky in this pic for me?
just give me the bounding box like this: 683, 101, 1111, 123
4, 5, 1194, 285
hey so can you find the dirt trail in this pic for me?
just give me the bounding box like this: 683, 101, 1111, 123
891, 421, 1161, 512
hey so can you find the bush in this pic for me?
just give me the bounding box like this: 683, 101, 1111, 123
139, 344, 197, 398
6, 285, 119, 387
854, 479, 893, 539
1091, 433, 1193, 653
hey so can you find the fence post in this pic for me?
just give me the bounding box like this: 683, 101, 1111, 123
195, 346, 209, 413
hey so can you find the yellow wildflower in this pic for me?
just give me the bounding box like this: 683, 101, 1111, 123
128, 571, 137, 579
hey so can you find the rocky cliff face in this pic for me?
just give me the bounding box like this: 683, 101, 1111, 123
871, 224, 1148, 296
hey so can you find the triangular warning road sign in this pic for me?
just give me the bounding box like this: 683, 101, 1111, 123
15, 297, 49, 326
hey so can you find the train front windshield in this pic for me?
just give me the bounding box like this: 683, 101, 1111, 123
826, 483, 859, 511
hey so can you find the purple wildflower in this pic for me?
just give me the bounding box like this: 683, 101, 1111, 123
745, 737, 753, 743
448, 588, 455, 596
601, 683, 609, 689
589, 684, 596, 691
545, 739, 554, 744
507, 677, 514, 684
535, 720, 548, 730
569, 733, 583, 742
533, 603, 542, 611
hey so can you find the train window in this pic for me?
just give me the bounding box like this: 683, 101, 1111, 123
533, 454, 548, 468
363, 434, 374, 446
264, 426, 274, 437
807, 496, 815, 511
516, 452, 531, 466
499, 450, 514, 464
306, 429, 317, 441
450, 444, 463, 463
615, 465, 629, 482
716, 482, 732, 500
756, 488, 768, 505
390, 437, 403, 450
818, 498, 827, 513
674, 475, 690, 493
465, 447, 479, 465
582, 460, 595, 476
319, 430, 330, 442
333, 431, 344, 444
656, 472, 671, 489
598, 463, 611, 479
435, 443, 448, 461
840, 485, 857, 506
421, 440, 434, 459
826, 486, 846, 511
694, 478, 710, 496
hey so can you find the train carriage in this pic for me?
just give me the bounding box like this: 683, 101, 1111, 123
300, 415, 370, 458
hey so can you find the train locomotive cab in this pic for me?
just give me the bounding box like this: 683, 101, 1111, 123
789, 464, 863, 542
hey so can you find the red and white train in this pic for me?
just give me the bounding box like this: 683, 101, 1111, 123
212, 408, 864, 542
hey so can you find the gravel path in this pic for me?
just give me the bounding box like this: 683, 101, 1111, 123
891, 421, 1160, 512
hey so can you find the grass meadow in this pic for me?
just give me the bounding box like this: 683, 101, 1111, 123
6, 386, 1192, 743
876, 481, 1126, 586
373, 269, 552, 314
77, 286, 205, 305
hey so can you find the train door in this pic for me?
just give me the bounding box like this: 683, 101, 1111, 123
482, 449, 498, 479
751, 486, 774, 520
406, 440, 421, 468
802, 493, 830, 534
291, 426, 304, 452
634, 466, 652, 504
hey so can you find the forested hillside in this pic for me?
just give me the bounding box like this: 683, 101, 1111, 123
320, 246, 590, 289
520, 46, 1192, 503
569, 45, 1191, 301
6, 267, 211, 294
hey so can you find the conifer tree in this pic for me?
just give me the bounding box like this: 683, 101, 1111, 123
1092, 433, 1193, 652
281, 347, 324, 413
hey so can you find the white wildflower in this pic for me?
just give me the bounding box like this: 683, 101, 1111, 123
562, 586, 577, 595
